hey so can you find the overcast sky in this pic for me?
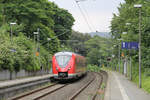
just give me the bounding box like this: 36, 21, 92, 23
49, 0, 124, 33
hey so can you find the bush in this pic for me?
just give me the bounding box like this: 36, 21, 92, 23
87, 65, 101, 72
0, 28, 51, 72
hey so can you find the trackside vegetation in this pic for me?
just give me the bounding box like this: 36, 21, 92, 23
86, 65, 101, 72
0, 0, 74, 73
110, 0, 150, 93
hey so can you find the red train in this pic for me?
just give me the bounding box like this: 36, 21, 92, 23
52, 52, 86, 79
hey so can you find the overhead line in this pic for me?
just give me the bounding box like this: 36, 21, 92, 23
80, 3, 96, 31
74, 0, 93, 32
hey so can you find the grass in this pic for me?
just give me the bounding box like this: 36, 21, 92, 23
142, 76, 150, 93
132, 74, 150, 93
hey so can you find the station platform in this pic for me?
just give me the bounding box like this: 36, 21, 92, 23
104, 71, 150, 100
0, 74, 53, 89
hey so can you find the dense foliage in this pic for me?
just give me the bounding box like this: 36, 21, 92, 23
86, 65, 101, 72
85, 36, 112, 66
110, 0, 150, 92
0, 0, 74, 72
111, 0, 150, 72
68, 31, 91, 56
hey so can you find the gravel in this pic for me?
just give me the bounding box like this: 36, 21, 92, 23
74, 73, 103, 100
40, 72, 93, 100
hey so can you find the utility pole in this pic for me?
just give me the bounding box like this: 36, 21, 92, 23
139, 6, 142, 88
118, 44, 121, 72
47, 38, 51, 74
37, 28, 42, 72
117, 38, 123, 73
130, 52, 132, 80
33, 31, 38, 65
134, 4, 142, 88
126, 22, 132, 80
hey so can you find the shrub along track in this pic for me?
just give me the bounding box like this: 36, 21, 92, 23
95, 70, 108, 100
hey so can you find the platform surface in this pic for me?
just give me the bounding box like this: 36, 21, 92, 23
0, 74, 52, 88
104, 71, 150, 100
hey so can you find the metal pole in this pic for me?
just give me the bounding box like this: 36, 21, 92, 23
126, 57, 128, 77
112, 51, 113, 70
34, 34, 35, 64
37, 28, 41, 72
130, 55, 132, 80
122, 58, 124, 74
139, 8, 142, 88
48, 42, 49, 74
10, 25, 12, 43
119, 44, 121, 73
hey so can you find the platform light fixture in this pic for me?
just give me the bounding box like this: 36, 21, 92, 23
10, 22, 16, 43
134, 4, 142, 88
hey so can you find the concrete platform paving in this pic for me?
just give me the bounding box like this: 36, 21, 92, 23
0, 74, 52, 89
104, 71, 150, 100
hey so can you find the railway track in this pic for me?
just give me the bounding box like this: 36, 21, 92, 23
69, 77, 95, 100
11, 83, 68, 100
10, 72, 104, 100
34, 84, 69, 100
69, 72, 103, 100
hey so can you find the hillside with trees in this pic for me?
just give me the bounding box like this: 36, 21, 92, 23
0, 0, 74, 74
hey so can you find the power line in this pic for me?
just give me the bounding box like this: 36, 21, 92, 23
74, 0, 93, 32
80, 3, 96, 31
76, 0, 96, 1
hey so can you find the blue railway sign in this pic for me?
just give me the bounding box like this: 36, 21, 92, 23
10, 49, 16, 52
121, 42, 139, 50
121, 42, 129, 49
129, 42, 139, 50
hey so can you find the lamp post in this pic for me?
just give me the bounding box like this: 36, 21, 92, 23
10, 22, 16, 43
9, 22, 16, 80
117, 38, 123, 73
112, 54, 115, 70
33, 31, 38, 65
122, 31, 128, 76
126, 22, 132, 80
111, 47, 114, 70
126, 23, 131, 26
122, 32, 127, 35
113, 45, 117, 71
134, 4, 142, 88
47, 38, 51, 74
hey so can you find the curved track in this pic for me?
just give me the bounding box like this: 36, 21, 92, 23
69, 72, 103, 100
10, 72, 105, 100
69, 75, 95, 100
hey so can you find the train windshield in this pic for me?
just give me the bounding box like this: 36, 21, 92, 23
56, 55, 71, 68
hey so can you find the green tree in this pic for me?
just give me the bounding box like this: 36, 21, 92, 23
85, 36, 112, 66
110, 0, 150, 73
68, 31, 91, 56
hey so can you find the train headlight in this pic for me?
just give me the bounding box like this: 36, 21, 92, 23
68, 66, 71, 70
56, 67, 58, 70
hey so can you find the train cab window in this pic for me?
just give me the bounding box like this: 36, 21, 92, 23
56, 55, 71, 68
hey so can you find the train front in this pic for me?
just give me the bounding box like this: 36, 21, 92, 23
52, 52, 75, 79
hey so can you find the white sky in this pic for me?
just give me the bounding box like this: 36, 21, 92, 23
49, 0, 125, 33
